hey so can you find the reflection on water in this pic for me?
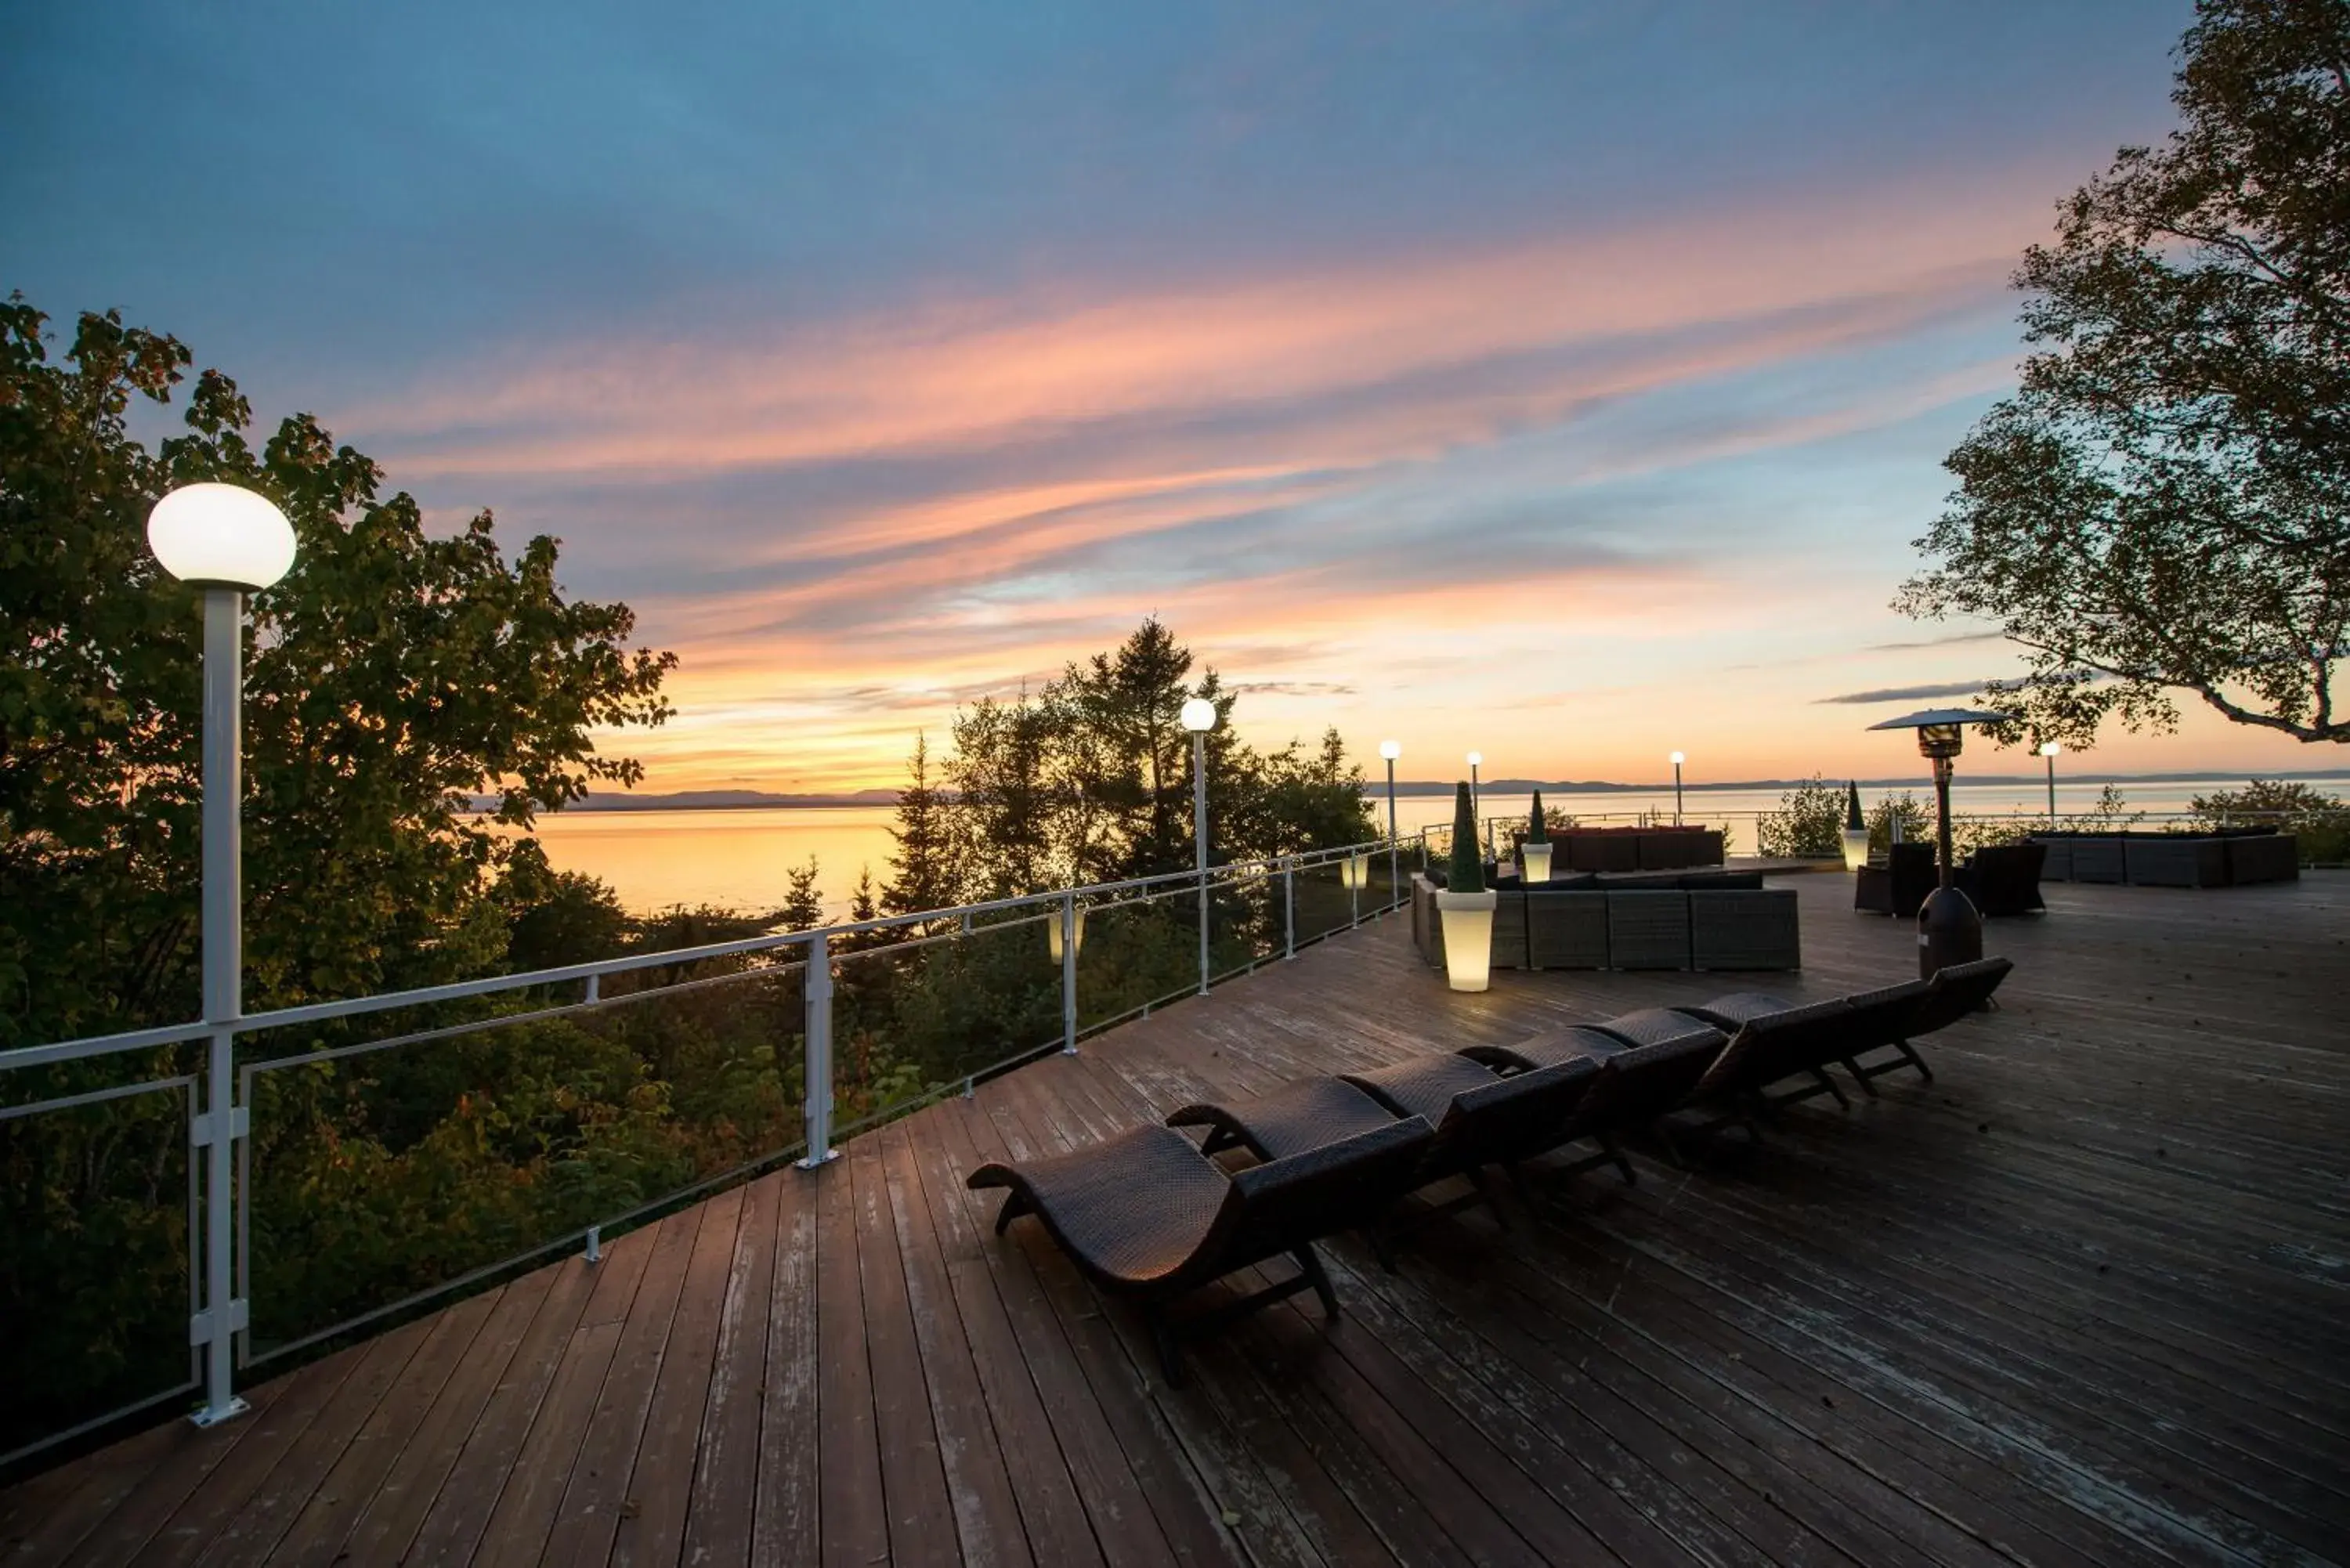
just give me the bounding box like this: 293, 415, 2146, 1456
508, 777, 2312, 918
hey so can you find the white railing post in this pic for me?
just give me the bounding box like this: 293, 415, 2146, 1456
1060, 894, 1079, 1055
190, 589, 248, 1429
797, 933, 838, 1168
1282, 858, 1295, 959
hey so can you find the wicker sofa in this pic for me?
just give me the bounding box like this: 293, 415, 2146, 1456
1412, 870, 1799, 973
2029, 829, 2298, 888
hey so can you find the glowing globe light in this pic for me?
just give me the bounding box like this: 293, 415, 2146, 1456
1180, 697, 1217, 732
147, 483, 297, 591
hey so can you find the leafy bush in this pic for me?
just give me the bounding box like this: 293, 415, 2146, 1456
2193, 780, 2350, 863
1756, 776, 1845, 858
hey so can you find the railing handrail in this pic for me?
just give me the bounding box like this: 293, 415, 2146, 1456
0, 835, 1395, 1076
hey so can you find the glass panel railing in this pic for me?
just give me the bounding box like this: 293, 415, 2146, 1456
828, 914, 1062, 1132
1073, 888, 1209, 1035
0, 1070, 199, 1467
238, 959, 807, 1364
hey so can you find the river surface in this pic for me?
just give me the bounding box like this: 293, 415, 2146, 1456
507, 776, 2318, 918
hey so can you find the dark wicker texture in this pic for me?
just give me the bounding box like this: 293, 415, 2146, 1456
1605, 891, 1692, 969
1342, 1053, 1506, 1128
1458, 1024, 1629, 1072
1589, 1007, 1728, 1052
1167, 1077, 1399, 1160
968, 1117, 1436, 1383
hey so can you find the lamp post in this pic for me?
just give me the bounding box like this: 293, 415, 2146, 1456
1668, 751, 1685, 826
1182, 697, 1217, 995
2039, 740, 2061, 822
1867, 707, 2014, 980
146, 481, 298, 1429
1379, 739, 1401, 902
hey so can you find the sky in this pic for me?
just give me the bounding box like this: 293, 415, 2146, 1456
8, 0, 2319, 793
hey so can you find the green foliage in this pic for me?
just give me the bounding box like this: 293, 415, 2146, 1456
493, 840, 631, 974
0, 297, 676, 1045
1865, 793, 1933, 857
1524, 788, 1550, 844
1898, 0, 2350, 748
1756, 776, 1846, 858
1845, 782, 1864, 832
2193, 778, 2348, 860
885, 618, 1375, 912
1446, 783, 1485, 891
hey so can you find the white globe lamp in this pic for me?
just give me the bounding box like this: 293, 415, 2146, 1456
146, 482, 297, 591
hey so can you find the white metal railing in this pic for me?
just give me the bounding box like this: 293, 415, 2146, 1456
1416, 808, 2350, 864
0, 835, 1405, 1465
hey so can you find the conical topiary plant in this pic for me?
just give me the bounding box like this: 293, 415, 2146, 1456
1846, 781, 1864, 832
1448, 782, 1485, 892
1524, 787, 1550, 844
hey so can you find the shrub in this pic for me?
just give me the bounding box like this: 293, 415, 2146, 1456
2193, 780, 2350, 864
1447, 783, 1485, 892
1756, 776, 1844, 858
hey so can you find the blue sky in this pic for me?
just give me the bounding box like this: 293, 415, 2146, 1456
16, 0, 2301, 791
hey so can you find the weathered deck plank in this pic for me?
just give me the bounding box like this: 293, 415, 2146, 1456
5, 873, 2346, 1566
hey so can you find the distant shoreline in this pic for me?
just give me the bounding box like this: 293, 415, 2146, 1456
482, 769, 2349, 815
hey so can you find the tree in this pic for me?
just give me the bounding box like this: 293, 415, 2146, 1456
1898, 0, 2350, 749
776, 858, 825, 930
0, 298, 676, 1045
881, 734, 958, 917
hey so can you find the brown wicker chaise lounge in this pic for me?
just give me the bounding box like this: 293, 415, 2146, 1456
1172, 1055, 1607, 1232
1671, 955, 2014, 1099
967, 1117, 1434, 1383
1339, 1054, 1606, 1222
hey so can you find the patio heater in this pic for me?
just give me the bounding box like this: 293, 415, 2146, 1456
146, 481, 299, 1429
1182, 697, 1217, 995
1867, 707, 2014, 979
1466, 751, 1482, 854
1668, 751, 1685, 826
2039, 740, 2061, 821
1379, 739, 1401, 896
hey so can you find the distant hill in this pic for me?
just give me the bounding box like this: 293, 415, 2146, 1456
466, 788, 905, 812
468, 768, 2348, 814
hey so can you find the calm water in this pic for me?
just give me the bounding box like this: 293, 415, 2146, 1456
512, 775, 2316, 917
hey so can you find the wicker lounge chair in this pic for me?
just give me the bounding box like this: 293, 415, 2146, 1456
1845, 956, 2012, 1090
1167, 1076, 1399, 1161
1340, 1053, 1607, 1222
1588, 1006, 1729, 1052
1668, 994, 1864, 1116
1559, 1028, 1732, 1168
1457, 1024, 1629, 1072
969, 1117, 1434, 1383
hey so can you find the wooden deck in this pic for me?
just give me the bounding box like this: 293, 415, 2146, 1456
5, 872, 2348, 1567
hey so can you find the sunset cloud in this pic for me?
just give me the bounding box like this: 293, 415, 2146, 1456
21, 0, 2303, 793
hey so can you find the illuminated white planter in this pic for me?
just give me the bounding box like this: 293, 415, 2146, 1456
1047, 905, 1086, 961
1340, 851, 1369, 890
1521, 840, 1553, 883
1842, 828, 1871, 872
1435, 888, 1498, 992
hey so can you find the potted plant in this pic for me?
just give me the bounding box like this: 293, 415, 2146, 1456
1435, 782, 1498, 991
1842, 780, 1871, 871
1520, 788, 1553, 883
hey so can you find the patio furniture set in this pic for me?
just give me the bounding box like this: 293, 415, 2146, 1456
1517, 825, 1727, 871
1856, 840, 2049, 919
2027, 828, 2299, 887
970, 957, 2012, 1381
1410, 866, 1801, 972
